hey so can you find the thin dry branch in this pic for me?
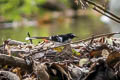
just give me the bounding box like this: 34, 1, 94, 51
27, 32, 33, 44
28, 32, 120, 56
84, 0, 120, 22
93, 7, 120, 23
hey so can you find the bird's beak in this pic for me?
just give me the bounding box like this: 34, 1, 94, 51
75, 36, 79, 38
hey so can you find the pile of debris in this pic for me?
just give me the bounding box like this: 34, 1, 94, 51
0, 33, 120, 80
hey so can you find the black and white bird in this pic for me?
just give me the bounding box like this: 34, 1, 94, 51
25, 33, 76, 43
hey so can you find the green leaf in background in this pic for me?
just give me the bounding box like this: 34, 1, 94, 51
35, 0, 46, 4
0, 0, 47, 20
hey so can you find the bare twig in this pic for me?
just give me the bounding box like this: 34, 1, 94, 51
28, 32, 120, 56
27, 32, 33, 44
93, 7, 120, 23
84, 0, 120, 21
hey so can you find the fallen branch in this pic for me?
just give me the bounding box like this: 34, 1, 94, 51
28, 32, 120, 56
0, 53, 30, 71
4, 39, 26, 45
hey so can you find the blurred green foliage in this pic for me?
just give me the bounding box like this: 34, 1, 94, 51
0, 0, 106, 21
0, 0, 46, 20
0, 0, 110, 45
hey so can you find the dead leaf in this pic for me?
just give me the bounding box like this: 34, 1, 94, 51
90, 50, 102, 58
48, 63, 71, 80
106, 51, 120, 67
54, 47, 63, 52
101, 49, 110, 58
12, 67, 22, 80
33, 62, 49, 80
79, 58, 89, 67
62, 44, 73, 56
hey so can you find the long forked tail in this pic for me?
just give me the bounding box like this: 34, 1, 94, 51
25, 37, 49, 40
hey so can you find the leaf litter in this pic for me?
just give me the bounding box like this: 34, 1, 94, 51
0, 33, 120, 80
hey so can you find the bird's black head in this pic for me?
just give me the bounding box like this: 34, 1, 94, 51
67, 33, 76, 39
